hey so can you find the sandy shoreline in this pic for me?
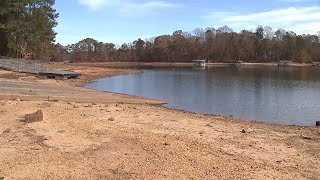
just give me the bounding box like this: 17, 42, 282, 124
0, 63, 319, 179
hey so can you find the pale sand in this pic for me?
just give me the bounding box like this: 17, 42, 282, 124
0, 63, 319, 179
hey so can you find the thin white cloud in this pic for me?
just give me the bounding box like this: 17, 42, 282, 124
224, 7, 320, 23
127, 1, 180, 9
292, 22, 320, 34
120, 1, 182, 17
78, 0, 113, 10
78, 0, 181, 13
205, 6, 320, 35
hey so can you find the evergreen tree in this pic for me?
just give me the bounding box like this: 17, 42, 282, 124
0, 0, 9, 56
0, 0, 58, 59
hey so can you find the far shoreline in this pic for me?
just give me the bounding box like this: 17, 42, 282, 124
73, 61, 317, 68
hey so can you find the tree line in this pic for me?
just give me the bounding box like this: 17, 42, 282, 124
55, 26, 320, 63
0, 0, 58, 59
0, 1, 319, 63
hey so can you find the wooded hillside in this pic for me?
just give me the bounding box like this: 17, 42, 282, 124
55, 26, 320, 63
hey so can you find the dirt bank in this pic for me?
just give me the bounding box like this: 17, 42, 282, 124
0, 63, 319, 179
0, 64, 162, 104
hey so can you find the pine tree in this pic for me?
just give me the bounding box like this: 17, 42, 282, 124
1, 0, 58, 59
0, 0, 10, 56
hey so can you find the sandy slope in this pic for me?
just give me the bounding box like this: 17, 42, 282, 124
0, 64, 319, 179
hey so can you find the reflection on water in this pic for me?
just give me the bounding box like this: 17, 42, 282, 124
86, 66, 320, 126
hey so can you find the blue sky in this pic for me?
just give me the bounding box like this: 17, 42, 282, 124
54, 0, 320, 45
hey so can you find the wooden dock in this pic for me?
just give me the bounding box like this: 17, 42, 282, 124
38, 70, 81, 80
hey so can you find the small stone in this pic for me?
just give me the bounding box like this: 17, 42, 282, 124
0, 176, 4, 180
246, 128, 253, 133
73, 104, 79, 108
30, 147, 40, 151
41, 102, 51, 107
241, 128, 253, 133
92, 103, 97, 105
164, 142, 170, 146
14, 97, 21, 101
2, 128, 11, 134
301, 135, 312, 140
57, 130, 65, 133
25, 110, 43, 123
108, 117, 115, 121
84, 104, 92, 108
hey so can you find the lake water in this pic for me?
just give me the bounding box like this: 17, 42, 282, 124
85, 66, 320, 126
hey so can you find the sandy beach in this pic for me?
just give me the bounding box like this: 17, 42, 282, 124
0, 63, 319, 179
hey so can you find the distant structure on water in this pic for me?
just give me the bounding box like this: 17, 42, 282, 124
278, 61, 293, 67
312, 62, 320, 66
192, 60, 206, 67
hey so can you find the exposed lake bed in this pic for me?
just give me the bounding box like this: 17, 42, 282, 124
86, 65, 320, 126
1, 62, 319, 179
